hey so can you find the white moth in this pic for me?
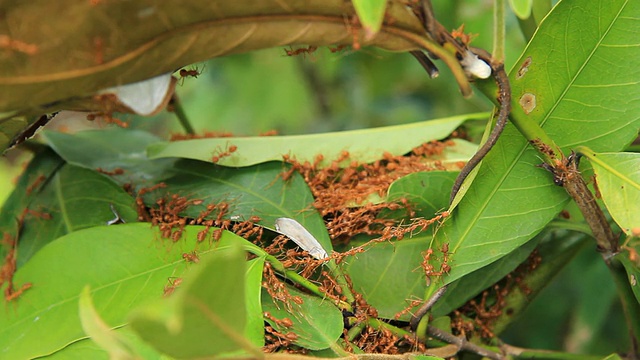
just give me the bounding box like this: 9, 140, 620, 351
274, 218, 329, 260
460, 50, 492, 79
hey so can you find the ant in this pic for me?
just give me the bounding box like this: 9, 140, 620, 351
177, 65, 205, 85
163, 277, 183, 297
284, 46, 317, 58
179, 65, 204, 79
211, 144, 237, 163
182, 251, 200, 263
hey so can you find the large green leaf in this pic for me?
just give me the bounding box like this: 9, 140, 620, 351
0, 224, 249, 359
430, 0, 640, 291
146, 114, 486, 167
142, 159, 332, 252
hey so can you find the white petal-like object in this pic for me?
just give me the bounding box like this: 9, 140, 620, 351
460, 50, 492, 79
274, 218, 329, 260
99, 74, 174, 116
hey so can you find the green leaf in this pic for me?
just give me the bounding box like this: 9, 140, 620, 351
262, 286, 343, 351
344, 231, 537, 321
16, 164, 138, 265
244, 256, 266, 347
385, 171, 458, 219
129, 240, 262, 359
0, 114, 29, 153
146, 114, 486, 167
344, 237, 427, 320
600, 354, 624, 360
43, 327, 164, 360
42, 128, 177, 187
432, 234, 540, 317
0, 148, 64, 255
616, 252, 640, 305
509, 0, 533, 19
0, 224, 248, 359
142, 159, 332, 253
352, 0, 387, 39
431, 0, 640, 292
78, 286, 135, 360
579, 150, 640, 235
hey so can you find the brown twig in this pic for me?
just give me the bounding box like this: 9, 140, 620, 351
409, 285, 447, 330
450, 49, 511, 203
426, 325, 504, 359
409, 51, 439, 78
542, 152, 619, 256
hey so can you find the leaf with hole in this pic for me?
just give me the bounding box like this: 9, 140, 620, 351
141, 159, 332, 253
15, 164, 138, 265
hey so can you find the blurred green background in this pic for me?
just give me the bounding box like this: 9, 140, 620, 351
2, 0, 627, 355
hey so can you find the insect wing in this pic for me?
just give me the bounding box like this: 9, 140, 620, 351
274, 218, 328, 260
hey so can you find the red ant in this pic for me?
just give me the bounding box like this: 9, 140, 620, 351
212, 144, 237, 163
284, 46, 317, 58
182, 251, 200, 263
178, 65, 204, 80
163, 277, 183, 297
5, 282, 32, 302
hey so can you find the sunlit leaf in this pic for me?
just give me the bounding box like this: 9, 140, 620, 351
43, 327, 163, 360
146, 114, 486, 167
78, 286, 135, 360
352, 0, 387, 39
244, 256, 266, 347
509, 0, 533, 19
579, 150, 640, 235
